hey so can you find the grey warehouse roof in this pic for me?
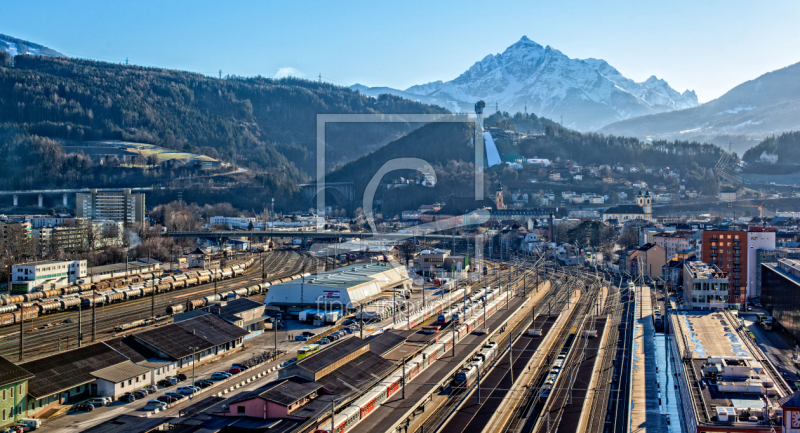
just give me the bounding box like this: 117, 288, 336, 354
132, 314, 248, 360
91, 360, 152, 383
20, 343, 128, 398
0, 355, 33, 388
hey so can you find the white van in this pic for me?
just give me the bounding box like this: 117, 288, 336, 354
19, 418, 42, 430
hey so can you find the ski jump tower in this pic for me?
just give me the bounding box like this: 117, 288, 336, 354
474, 100, 502, 167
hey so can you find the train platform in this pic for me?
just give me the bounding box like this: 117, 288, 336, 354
440, 316, 558, 433
630, 285, 667, 433
482, 288, 583, 433
356, 281, 551, 433
552, 316, 608, 433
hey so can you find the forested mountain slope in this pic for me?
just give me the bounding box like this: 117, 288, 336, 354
0, 54, 447, 189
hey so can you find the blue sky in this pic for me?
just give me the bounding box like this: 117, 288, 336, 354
2, 0, 799, 103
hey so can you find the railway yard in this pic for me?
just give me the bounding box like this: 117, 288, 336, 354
0, 249, 323, 361
4, 252, 794, 433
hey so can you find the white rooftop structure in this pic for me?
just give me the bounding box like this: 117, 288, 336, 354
264, 262, 411, 308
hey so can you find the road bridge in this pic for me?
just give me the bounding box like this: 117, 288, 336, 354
167, 230, 468, 242
0, 187, 154, 208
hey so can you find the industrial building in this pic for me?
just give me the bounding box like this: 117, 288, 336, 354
10, 259, 87, 292
669, 310, 792, 433
75, 188, 145, 225
264, 262, 411, 314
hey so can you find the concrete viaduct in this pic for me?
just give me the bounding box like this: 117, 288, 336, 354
0, 187, 153, 208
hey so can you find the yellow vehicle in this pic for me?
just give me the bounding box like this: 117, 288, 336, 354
297, 344, 320, 360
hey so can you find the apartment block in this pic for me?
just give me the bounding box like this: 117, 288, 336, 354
75, 189, 145, 225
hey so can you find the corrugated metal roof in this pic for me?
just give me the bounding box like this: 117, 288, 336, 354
91, 360, 152, 383
132, 314, 248, 360
173, 309, 211, 323
105, 336, 159, 363
295, 338, 369, 374
20, 343, 128, 398
258, 380, 323, 406
316, 351, 394, 397
81, 415, 171, 433
366, 331, 407, 357
0, 355, 33, 388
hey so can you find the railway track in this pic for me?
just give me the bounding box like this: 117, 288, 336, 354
529, 278, 602, 433
400, 266, 566, 433
501, 271, 602, 433
584, 279, 625, 433
0, 250, 320, 361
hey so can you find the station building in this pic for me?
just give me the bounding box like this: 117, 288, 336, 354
263, 262, 411, 315
668, 309, 793, 433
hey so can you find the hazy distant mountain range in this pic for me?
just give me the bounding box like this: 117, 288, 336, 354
354, 36, 699, 131
0, 34, 63, 58
600, 61, 800, 148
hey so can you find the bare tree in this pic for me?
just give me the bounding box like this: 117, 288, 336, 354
399, 240, 417, 266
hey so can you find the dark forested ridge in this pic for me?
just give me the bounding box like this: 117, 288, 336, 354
742, 131, 800, 164
0, 55, 447, 189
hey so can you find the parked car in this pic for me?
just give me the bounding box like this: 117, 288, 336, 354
157, 395, 179, 404
176, 373, 188, 381
328, 333, 338, 341
194, 380, 212, 388
294, 335, 308, 341
7, 425, 28, 433
319, 338, 330, 345
119, 394, 136, 403
133, 390, 148, 399
74, 402, 95, 412
165, 376, 179, 385
232, 363, 249, 370
164, 392, 184, 399
157, 379, 173, 387
143, 385, 158, 393
276, 322, 284, 329
17, 419, 41, 431
211, 372, 232, 380
227, 367, 243, 374
302, 331, 316, 337
87, 397, 111, 407
144, 400, 168, 410
177, 386, 196, 395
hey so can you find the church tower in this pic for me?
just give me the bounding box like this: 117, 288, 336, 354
643, 191, 652, 216
495, 184, 506, 210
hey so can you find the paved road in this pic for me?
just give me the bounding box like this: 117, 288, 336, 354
742, 312, 798, 383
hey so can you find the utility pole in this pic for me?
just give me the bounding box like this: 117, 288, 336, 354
18, 314, 23, 361
219, 69, 222, 79
151, 279, 156, 319
401, 354, 407, 399
78, 301, 83, 347
125, 57, 128, 65
92, 286, 97, 342
191, 347, 198, 397
330, 395, 336, 432
360, 304, 364, 340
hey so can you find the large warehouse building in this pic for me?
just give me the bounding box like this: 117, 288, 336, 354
264, 262, 412, 314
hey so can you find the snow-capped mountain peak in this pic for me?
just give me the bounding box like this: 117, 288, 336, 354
355, 36, 699, 130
